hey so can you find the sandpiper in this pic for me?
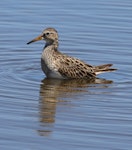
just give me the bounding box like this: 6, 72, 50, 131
27, 27, 117, 79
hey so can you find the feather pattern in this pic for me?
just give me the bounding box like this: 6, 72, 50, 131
27, 28, 117, 79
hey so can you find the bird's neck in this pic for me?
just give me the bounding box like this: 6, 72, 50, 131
45, 39, 59, 50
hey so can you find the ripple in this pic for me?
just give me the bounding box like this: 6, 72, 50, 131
0, 0, 132, 150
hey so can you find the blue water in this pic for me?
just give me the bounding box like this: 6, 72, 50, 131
0, 0, 132, 150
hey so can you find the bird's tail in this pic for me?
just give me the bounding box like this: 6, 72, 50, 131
94, 64, 117, 75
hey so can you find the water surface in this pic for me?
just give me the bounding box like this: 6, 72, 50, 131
0, 0, 132, 150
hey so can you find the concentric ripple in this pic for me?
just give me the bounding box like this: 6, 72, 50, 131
0, 0, 132, 150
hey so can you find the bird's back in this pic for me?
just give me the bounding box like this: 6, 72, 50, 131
41, 46, 96, 79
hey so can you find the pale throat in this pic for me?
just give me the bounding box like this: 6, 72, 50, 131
45, 39, 59, 49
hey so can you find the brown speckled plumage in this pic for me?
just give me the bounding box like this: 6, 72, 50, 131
27, 28, 117, 79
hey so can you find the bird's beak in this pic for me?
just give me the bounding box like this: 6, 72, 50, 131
27, 34, 43, 44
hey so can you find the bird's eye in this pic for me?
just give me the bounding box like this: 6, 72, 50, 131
43, 32, 50, 37
46, 32, 50, 35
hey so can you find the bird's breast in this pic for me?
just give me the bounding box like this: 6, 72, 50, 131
41, 52, 64, 79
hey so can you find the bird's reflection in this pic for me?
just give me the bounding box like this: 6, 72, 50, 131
38, 78, 113, 136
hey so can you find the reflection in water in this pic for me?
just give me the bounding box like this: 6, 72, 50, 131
38, 78, 113, 136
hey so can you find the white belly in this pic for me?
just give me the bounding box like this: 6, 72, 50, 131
47, 70, 65, 79
41, 58, 65, 79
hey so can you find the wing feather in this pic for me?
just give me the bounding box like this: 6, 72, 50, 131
54, 54, 95, 79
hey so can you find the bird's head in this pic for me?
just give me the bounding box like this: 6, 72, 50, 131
27, 28, 58, 45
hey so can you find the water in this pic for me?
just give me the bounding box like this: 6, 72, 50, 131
0, 0, 132, 149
